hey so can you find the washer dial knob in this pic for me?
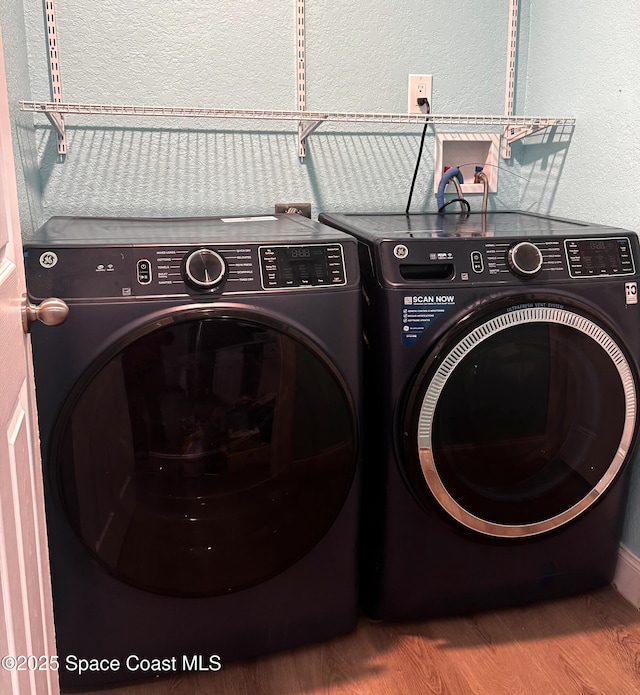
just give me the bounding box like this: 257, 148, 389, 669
183, 248, 226, 290
507, 241, 543, 276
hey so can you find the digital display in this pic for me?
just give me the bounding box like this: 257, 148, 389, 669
565, 237, 635, 278
289, 248, 311, 259
259, 244, 346, 288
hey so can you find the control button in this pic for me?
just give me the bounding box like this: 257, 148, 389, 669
137, 259, 152, 285
508, 241, 543, 276
470, 251, 484, 274
182, 249, 226, 291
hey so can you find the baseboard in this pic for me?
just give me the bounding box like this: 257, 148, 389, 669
613, 543, 640, 609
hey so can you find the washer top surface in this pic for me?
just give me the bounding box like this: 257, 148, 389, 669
318, 211, 624, 241
27, 214, 351, 246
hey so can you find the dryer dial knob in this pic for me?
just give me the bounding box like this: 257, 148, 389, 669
183, 248, 226, 290
508, 241, 543, 276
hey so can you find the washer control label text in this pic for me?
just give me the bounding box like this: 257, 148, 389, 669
402, 295, 455, 345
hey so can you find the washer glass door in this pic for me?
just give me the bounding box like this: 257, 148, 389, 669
404, 303, 638, 538
55, 313, 357, 596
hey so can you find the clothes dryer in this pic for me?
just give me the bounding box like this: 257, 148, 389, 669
319, 210, 640, 621
24, 214, 361, 688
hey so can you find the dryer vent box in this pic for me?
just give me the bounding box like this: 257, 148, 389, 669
434, 133, 499, 194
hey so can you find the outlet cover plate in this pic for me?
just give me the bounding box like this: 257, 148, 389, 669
274, 203, 312, 218
408, 74, 432, 114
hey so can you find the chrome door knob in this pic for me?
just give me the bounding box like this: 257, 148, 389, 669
22, 296, 69, 333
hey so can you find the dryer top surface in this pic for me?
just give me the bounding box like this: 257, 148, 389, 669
26, 214, 353, 247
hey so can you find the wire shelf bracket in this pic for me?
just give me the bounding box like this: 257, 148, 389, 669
298, 118, 325, 156
44, 110, 65, 140
503, 121, 556, 154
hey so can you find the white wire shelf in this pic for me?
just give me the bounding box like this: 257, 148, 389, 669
19, 100, 576, 159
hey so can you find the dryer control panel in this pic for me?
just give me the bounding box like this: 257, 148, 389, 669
24, 242, 351, 300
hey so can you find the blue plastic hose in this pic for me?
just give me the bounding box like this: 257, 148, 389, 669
436, 167, 464, 210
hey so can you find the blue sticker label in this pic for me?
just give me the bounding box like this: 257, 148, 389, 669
402, 294, 456, 345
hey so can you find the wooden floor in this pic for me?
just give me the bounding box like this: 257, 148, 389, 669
73, 586, 640, 695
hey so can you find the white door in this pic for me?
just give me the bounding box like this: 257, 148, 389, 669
0, 29, 60, 695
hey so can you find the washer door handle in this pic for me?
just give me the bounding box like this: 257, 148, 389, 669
22, 295, 69, 333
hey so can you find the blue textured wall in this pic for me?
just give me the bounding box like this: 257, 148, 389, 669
15, 0, 524, 228
4, 1, 640, 554
0, 0, 43, 234
521, 2, 640, 232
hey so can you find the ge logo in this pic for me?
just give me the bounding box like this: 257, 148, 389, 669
393, 244, 409, 259
39, 251, 58, 269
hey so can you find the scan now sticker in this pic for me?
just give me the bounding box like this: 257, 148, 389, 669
402, 294, 456, 346
404, 294, 455, 305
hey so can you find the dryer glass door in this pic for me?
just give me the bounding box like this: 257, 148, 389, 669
405, 304, 638, 538
55, 314, 357, 596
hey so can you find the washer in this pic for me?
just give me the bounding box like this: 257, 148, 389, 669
24, 214, 361, 689
318, 210, 640, 621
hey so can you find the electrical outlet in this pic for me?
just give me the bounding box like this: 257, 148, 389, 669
408, 74, 433, 115
274, 203, 311, 218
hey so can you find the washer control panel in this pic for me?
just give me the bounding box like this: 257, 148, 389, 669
482, 239, 566, 277
378, 235, 637, 287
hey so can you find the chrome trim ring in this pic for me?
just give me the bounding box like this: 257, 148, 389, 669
508, 241, 543, 275
416, 305, 637, 538
184, 248, 226, 288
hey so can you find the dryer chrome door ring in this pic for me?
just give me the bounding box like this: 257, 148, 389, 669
415, 305, 637, 538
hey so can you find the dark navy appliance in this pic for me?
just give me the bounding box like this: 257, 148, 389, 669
24, 214, 361, 689
318, 210, 640, 621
